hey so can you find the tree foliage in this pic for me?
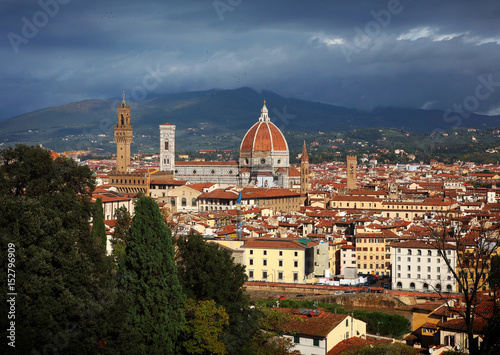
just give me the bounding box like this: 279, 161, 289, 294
120, 196, 185, 354
111, 206, 131, 266
92, 197, 107, 249
175, 233, 253, 353
240, 307, 295, 355
0, 145, 115, 354
181, 299, 229, 354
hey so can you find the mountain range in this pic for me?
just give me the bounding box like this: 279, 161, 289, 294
1, 87, 499, 153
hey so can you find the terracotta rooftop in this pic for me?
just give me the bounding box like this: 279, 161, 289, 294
240, 121, 288, 152
241, 238, 308, 250
269, 308, 347, 338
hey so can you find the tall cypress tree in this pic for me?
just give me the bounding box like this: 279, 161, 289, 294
121, 196, 185, 354
92, 197, 107, 250
0, 145, 115, 354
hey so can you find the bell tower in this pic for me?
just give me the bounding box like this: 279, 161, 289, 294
300, 141, 309, 193
159, 119, 176, 173
346, 155, 357, 191
114, 92, 133, 173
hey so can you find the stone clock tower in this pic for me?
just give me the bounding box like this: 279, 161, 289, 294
160, 121, 175, 173
114, 93, 133, 173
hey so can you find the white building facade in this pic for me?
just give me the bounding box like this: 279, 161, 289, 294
391, 241, 457, 293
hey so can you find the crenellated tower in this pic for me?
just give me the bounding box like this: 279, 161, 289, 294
114, 92, 133, 172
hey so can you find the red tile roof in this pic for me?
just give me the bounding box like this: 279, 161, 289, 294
242, 238, 307, 250
240, 121, 288, 152
269, 308, 347, 338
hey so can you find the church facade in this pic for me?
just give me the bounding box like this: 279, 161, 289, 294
161, 101, 300, 188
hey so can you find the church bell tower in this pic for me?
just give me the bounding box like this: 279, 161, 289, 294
114, 92, 133, 173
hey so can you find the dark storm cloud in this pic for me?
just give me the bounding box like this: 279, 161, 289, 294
1, 0, 500, 120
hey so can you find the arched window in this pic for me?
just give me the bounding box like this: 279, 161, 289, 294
446, 284, 452, 292
182, 198, 186, 207
423, 283, 429, 291
192, 198, 197, 206
417, 250, 422, 255
397, 282, 402, 289
436, 283, 441, 291
171, 197, 175, 206
410, 282, 415, 290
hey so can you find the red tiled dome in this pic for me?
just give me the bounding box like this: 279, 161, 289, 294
240, 102, 288, 152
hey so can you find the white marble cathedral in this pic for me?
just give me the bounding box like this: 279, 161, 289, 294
160, 101, 300, 188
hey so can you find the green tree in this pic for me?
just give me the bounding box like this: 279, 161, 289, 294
0, 145, 114, 354
241, 307, 295, 355
92, 197, 107, 249
111, 206, 131, 265
175, 233, 252, 353
181, 299, 229, 354
121, 196, 185, 354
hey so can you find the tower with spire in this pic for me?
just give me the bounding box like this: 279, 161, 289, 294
114, 92, 133, 173
300, 141, 310, 194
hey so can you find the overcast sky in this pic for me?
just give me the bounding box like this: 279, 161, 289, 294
2, 0, 500, 120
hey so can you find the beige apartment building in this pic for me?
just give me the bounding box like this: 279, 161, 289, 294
241, 238, 315, 283
355, 232, 391, 276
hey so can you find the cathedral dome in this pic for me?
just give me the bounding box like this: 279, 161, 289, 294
240, 102, 288, 152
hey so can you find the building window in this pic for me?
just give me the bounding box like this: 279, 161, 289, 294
294, 336, 300, 344
263, 259, 267, 266
249, 270, 253, 279
182, 197, 186, 207
294, 251, 298, 257
249, 259, 253, 266
171, 197, 175, 206
263, 250, 267, 256
278, 272, 283, 281
313, 339, 320, 346
279, 260, 283, 267
249, 250, 253, 255
192, 198, 196, 206
279, 251, 283, 256
294, 260, 298, 268
262, 271, 267, 280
